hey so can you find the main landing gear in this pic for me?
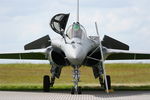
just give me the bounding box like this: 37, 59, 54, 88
104, 75, 111, 90
43, 66, 111, 94
43, 75, 55, 92
43, 75, 50, 92
71, 66, 82, 94
43, 66, 82, 94
99, 75, 112, 91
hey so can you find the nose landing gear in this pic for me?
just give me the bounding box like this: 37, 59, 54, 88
71, 66, 82, 94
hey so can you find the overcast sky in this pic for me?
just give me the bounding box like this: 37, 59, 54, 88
0, 0, 150, 63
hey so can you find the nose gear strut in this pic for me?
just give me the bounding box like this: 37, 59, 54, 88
71, 66, 82, 94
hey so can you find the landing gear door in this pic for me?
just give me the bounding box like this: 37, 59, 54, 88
50, 13, 70, 36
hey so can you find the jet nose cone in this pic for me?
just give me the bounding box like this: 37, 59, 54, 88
65, 45, 86, 65
68, 50, 84, 65
71, 52, 81, 59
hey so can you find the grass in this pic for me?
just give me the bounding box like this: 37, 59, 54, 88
106, 64, 150, 84
0, 63, 150, 91
0, 85, 150, 91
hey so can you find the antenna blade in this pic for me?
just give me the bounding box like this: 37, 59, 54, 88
77, 0, 79, 22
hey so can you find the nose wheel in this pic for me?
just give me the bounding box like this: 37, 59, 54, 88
71, 86, 82, 94
71, 66, 82, 94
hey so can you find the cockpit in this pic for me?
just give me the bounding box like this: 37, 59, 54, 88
50, 13, 87, 40
66, 23, 87, 39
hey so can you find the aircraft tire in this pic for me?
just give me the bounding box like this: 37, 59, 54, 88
104, 75, 111, 90
77, 86, 82, 94
43, 75, 50, 92
71, 87, 75, 94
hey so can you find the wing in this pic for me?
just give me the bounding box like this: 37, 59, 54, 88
106, 49, 150, 60
24, 35, 51, 50
89, 35, 129, 50
0, 50, 47, 60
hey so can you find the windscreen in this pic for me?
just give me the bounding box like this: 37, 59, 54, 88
66, 23, 86, 39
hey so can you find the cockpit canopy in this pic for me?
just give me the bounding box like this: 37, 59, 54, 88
50, 13, 70, 35
66, 23, 87, 39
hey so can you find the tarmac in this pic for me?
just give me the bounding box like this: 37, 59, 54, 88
0, 90, 150, 100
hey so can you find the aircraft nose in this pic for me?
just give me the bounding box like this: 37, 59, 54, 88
66, 45, 86, 65
71, 50, 80, 59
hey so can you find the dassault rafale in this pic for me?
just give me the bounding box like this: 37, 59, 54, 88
1, 0, 150, 94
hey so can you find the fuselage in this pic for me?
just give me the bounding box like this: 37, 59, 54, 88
51, 22, 99, 66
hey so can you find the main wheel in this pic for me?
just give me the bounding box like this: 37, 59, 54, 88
43, 75, 50, 92
104, 75, 111, 90
71, 87, 75, 94
77, 86, 82, 94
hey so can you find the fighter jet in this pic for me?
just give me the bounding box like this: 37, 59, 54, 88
1, 0, 150, 94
